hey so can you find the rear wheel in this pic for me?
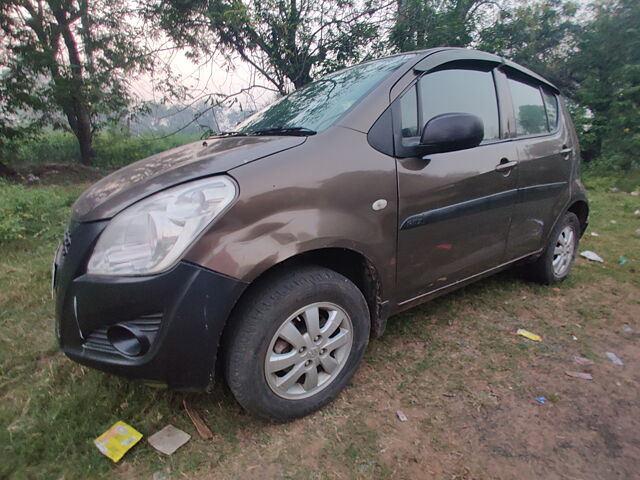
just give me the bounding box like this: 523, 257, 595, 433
528, 212, 580, 284
224, 265, 370, 422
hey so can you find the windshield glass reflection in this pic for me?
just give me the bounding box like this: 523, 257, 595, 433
236, 54, 416, 134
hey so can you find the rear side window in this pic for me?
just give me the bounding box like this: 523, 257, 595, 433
418, 69, 500, 141
508, 78, 552, 136
542, 89, 559, 131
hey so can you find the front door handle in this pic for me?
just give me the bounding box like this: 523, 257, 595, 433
495, 159, 518, 172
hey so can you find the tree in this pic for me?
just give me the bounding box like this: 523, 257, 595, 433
391, 0, 501, 52
568, 0, 640, 168
151, 0, 390, 95
0, 0, 175, 165
477, 0, 578, 93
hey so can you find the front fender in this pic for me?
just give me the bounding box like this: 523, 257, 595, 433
183, 128, 399, 301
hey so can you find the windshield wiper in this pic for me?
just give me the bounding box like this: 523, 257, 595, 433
208, 131, 248, 138
251, 126, 317, 136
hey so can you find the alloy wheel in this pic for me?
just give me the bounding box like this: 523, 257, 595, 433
552, 225, 575, 276
264, 302, 353, 400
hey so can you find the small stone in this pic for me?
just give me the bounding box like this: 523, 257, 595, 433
153, 469, 171, 480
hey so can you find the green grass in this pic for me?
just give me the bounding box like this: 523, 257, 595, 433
0, 170, 638, 479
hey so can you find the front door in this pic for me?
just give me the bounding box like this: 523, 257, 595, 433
395, 66, 517, 303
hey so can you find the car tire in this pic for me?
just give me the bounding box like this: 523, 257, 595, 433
223, 265, 370, 422
528, 212, 580, 284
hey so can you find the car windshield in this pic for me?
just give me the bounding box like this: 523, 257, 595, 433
235, 54, 416, 135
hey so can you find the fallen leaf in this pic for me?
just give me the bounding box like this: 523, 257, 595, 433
572, 355, 595, 366
183, 397, 214, 440
565, 371, 593, 380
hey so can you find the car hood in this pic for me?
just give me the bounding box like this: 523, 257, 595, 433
72, 136, 307, 222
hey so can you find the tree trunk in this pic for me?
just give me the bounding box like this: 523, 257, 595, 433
0, 161, 18, 179
50, 3, 96, 166
74, 121, 96, 166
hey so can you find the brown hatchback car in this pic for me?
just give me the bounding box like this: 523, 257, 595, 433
54, 48, 589, 421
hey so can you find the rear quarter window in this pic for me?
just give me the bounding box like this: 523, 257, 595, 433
542, 89, 559, 131
508, 78, 548, 136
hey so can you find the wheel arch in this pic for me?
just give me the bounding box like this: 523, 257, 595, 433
567, 200, 589, 235
220, 247, 387, 351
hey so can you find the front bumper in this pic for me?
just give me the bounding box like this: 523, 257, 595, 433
54, 221, 247, 391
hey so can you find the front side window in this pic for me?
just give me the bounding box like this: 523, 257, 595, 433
236, 54, 416, 134
417, 69, 500, 141
508, 78, 549, 136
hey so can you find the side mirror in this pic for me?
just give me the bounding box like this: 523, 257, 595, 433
418, 113, 484, 155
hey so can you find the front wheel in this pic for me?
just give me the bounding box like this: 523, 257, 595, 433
223, 266, 370, 422
528, 212, 580, 284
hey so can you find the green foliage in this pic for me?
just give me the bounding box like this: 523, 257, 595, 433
2, 130, 198, 170
391, 0, 500, 51
477, 0, 579, 92
0, 180, 77, 243
569, 0, 640, 170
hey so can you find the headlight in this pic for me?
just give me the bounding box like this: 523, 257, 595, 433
87, 176, 237, 276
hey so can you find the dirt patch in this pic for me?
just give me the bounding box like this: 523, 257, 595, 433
364, 283, 640, 479
192, 276, 639, 480
14, 163, 107, 185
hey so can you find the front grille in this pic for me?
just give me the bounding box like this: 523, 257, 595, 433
83, 314, 162, 355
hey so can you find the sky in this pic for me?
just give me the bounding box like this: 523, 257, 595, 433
134, 46, 273, 111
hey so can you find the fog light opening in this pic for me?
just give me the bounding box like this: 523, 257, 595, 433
107, 324, 150, 357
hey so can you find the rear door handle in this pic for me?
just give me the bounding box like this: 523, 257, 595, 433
560, 147, 573, 158
495, 159, 518, 172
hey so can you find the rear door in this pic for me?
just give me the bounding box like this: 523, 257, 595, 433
395, 64, 518, 304
502, 71, 572, 259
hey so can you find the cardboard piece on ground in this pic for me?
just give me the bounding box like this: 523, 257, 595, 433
148, 425, 191, 455
94, 421, 143, 463
183, 397, 214, 440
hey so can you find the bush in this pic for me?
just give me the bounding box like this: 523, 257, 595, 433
92, 130, 198, 169
2, 130, 198, 169
0, 180, 77, 243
